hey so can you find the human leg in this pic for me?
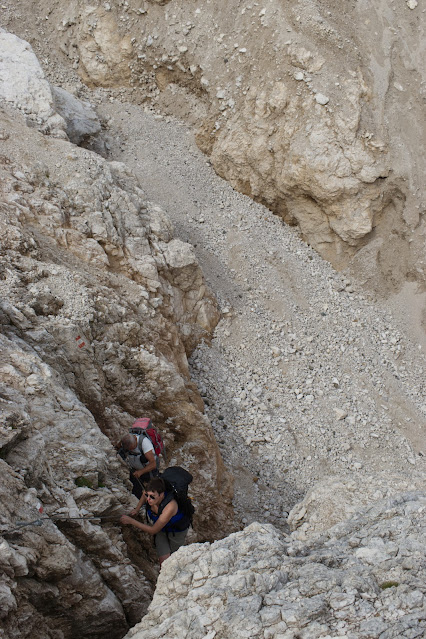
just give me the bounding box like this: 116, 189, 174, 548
130, 472, 144, 499
154, 531, 171, 565
154, 529, 188, 564
168, 529, 189, 554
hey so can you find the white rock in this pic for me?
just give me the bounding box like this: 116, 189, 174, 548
0, 29, 67, 137
315, 93, 329, 105
333, 408, 348, 420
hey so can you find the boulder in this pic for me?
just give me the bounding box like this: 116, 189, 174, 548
0, 29, 67, 138
50, 85, 101, 145
288, 472, 426, 540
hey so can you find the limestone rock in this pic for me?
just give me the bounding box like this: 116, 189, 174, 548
288, 472, 426, 539
0, 101, 232, 639
61, 6, 133, 88
127, 492, 426, 639
287, 43, 325, 73
0, 4, 424, 638
315, 92, 329, 105
0, 29, 67, 138
46, 0, 424, 287
50, 85, 101, 145
209, 79, 387, 252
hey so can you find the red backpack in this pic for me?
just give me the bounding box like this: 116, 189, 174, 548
130, 418, 166, 462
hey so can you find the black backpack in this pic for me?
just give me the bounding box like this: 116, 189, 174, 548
160, 466, 195, 524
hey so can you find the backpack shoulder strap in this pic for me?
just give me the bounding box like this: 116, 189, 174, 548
143, 430, 157, 447
138, 432, 151, 448
157, 492, 174, 518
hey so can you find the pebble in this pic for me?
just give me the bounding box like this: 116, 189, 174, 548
334, 408, 348, 421
315, 93, 329, 105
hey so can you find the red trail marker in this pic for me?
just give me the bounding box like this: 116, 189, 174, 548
75, 335, 86, 349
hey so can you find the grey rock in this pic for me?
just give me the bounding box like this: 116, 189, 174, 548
51, 85, 101, 145
128, 493, 426, 639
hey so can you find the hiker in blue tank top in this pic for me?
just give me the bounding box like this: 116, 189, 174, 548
120, 477, 190, 565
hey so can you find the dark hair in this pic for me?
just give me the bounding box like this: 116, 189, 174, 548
145, 477, 166, 494
121, 433, 136, 450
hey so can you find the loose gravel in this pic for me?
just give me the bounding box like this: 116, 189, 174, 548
92, 95, 425, 531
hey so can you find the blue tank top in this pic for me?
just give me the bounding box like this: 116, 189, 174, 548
146, 492, 189, 532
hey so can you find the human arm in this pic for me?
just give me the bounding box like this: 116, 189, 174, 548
129, 491, 147, 516
132, 437, 157, 478
132, 449, 156, 477
120, 500, 178, 535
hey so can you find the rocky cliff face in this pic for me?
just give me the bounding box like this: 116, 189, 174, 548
4, 0, 423, 293
126, 491, 426, 639
0, 34, 233, 638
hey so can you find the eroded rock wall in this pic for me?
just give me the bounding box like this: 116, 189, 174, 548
0, 37, 233, 636
287, 471, 426, 540
126, 492, 426, 639
5, 0, 423, 291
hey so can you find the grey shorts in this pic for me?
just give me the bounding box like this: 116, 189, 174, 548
154, 528, 188, 557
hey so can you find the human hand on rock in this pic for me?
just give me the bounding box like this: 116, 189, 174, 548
120, 515, 134, 525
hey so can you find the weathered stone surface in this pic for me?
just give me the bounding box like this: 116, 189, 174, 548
127, 492, 426, 639
0, 6, 424, 639
0, 99, 232, 639
29, 0, 424, 289
288, 472, 426, 540
51, 85, 101, 144
0, 432, 148, 637
58, 5, 133, 88
0, 28, 67, 138
209, 78, 388, 251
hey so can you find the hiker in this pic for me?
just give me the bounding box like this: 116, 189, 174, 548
120, 476, 190, 565
119, 432, 158, 498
